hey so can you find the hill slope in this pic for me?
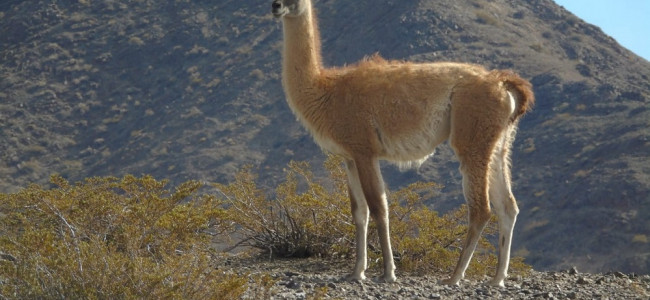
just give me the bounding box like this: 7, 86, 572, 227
1, 0, 649, 273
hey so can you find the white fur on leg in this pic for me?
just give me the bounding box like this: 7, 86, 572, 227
345, 161, 369, 281
365, 160, 396, 283
488, 213, 516, 287
377, 191, 396, 283
351, 206, 369, 281
488, 193, 518, 287
442, 166, 491, 285
487, 137, 519, 287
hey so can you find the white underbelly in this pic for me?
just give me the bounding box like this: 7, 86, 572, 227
379, 105, 451, 168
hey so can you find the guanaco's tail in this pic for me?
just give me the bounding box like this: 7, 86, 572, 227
490, 70, 535, 122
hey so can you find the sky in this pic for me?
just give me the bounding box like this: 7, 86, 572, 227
553, 0, 650, 61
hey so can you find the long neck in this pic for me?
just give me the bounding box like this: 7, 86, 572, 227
281, 2, 323, 101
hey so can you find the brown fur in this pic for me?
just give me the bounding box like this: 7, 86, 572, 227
272, 0, 533, 286
488, 69, 535, 120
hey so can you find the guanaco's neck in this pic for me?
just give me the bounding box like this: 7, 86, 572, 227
280, 2, 324, 102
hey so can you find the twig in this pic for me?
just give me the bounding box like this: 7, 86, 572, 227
222, 236, 253, 253
40, 198, 84, 274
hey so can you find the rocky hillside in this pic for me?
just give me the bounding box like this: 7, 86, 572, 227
1, 0, 649, 274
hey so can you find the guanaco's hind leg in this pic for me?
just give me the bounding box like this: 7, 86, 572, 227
441, 156, 492, 285
443, 90, 511, 285
344, 159, 369, 281
348, 157, 396, 283
487, 125, 519, 287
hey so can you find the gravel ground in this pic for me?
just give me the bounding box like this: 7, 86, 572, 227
224, 257, 650, 299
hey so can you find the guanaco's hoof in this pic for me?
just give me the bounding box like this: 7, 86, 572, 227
345, 273, 366, 282
487, 279, 506, 287
439, 278, 460, 286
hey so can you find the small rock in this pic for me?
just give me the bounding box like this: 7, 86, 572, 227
576, 277, 591, 284
568, 266, 579, 275
286, 280, 301, 289
285, 271, 300, 277
358, 282, 367, 292
475, 288, 492, 296
294, 291, 306, 299
428, 293, 441, 299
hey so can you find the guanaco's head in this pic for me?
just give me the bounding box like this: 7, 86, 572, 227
272, 0, 308, 18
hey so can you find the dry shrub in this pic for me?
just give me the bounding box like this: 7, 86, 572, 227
0, 175, 247, 299
218, 155, 531, 278
214, 158, 354, 258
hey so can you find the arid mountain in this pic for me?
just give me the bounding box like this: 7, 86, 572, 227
1, 0, 649, 274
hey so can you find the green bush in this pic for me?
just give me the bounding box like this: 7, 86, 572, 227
0, 175, 247, 299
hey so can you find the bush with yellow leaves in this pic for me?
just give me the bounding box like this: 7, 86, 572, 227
0, 175, 247, 299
